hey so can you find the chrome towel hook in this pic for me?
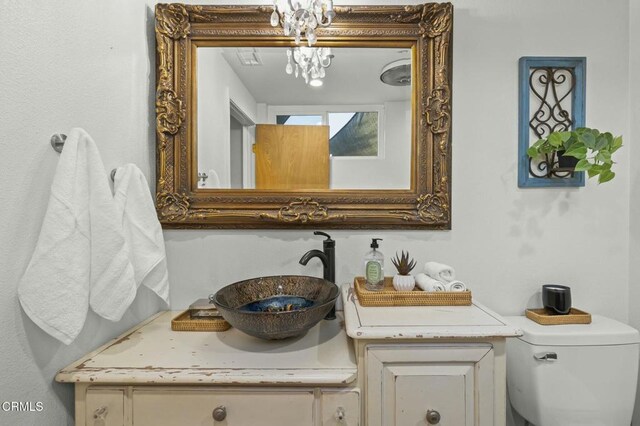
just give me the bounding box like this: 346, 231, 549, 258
51, 133, 118, 182
50, 133, 66, 153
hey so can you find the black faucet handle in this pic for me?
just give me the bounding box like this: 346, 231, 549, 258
314, 231, 332, 240
313, 231, 335, 248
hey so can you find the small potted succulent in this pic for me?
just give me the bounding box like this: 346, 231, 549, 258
391, 251, 417, 291
527, 127, 623, 184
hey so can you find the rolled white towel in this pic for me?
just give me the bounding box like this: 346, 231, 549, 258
445, 280, 467, 292
415, 273, 446, 292
424, 261, 456, 282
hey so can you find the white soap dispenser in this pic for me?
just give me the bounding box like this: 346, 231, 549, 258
364, 238, 384, 291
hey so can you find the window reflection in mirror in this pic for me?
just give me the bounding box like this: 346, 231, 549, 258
277, 112, 380, 157
196, 47, 412, 190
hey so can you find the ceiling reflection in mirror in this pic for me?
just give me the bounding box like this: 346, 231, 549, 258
196, 47, 413, 191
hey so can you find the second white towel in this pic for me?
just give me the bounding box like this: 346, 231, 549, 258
113, 164, 170, 305
445, 280, 467, 292
424, 261, 456, 282
415, 273, 446, 292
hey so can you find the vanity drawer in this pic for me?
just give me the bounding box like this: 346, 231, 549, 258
321, 390, 360, 426
132, 388, 314, 426
85, 388, 125, 426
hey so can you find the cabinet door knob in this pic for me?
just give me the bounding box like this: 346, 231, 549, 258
334, 406, 346, 422
212, 405, 227, 421
93, 406, 108, 426
426, 409, 441, 424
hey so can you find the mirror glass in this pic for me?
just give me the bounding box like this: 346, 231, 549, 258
196, 46, 413, 190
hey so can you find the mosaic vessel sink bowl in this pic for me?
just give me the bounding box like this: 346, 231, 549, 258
212, 275, 339, 340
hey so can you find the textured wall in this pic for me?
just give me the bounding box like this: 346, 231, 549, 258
0, 1, 633, 425
628, 0, 640, 423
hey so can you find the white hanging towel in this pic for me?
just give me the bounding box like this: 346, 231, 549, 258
113, 164, 170, 305
18, 128, 136, 344
208, 169, 221, 188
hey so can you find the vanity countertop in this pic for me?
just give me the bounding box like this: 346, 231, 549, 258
56, 311, 357, 386
342, 283, 522, 340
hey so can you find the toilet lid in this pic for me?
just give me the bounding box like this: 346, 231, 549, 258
505, 315, 640, 346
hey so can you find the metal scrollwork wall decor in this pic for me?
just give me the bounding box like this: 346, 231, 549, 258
518, 57, 586, 188
154, 3, 453, 229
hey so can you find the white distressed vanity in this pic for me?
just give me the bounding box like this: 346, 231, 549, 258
56, 310, 358, 426
341, 285, 521, 425
57, 284, 520, 425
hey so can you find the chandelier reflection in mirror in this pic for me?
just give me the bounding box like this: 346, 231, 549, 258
270, 0, 335, 46
285, 47, 334, 86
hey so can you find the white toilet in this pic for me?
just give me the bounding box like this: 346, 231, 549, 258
506, 315, 640, 426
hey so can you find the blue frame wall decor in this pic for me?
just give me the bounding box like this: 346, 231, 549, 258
518, 57, 586, 188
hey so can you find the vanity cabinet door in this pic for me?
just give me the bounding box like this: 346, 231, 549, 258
132, 389, 314, 426
85, 388, 125, 426
366, 344, 494, 426
321, 390, 360, 426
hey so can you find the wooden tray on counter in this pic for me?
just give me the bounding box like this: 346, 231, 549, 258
525, 308, 592, 325
354, 277, 472, 307
171, 310, 231, 332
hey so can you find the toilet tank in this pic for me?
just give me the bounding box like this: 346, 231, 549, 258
506, 315, 640, 426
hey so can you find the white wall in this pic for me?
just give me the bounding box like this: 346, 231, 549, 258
0, 1, 634, 425
229, 115, 244, 188
0, 1, 165, 425
629, 0, 640, 423
331, 101, 411, 189
198, 48, 257, 188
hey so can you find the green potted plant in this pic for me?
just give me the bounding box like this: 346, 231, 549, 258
391, 251, 417, 291
527, 127, 623, 184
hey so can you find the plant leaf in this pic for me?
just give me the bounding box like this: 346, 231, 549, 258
594, 135, 608, 151
598, 170, 615, 184
574, 159, 592, 171
612, 136, 623, 153
540, 144, 556, 154
563, 145, 588, 159
548, 133, 563, 147
580, 132, 596, 149
558, 131, 573, 142
596, 151, 612, 163
588, 168, 601, 178
604, 132, 613, 143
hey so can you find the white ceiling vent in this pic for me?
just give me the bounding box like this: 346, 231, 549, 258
380, 59, 411, 86
236, 48, 263, 66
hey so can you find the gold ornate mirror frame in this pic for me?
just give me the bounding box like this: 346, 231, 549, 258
155, 3, 453, 229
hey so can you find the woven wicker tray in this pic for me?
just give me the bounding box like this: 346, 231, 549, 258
354, 277, 472, 307
525, 308, 592, 325
171, 310, 231, 332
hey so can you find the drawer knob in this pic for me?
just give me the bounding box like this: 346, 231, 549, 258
212, 405, 227, 421
426, 409, 441, 424
334, 406, 346, 422
93, 406, 108, 426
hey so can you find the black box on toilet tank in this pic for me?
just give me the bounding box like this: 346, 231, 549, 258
542, 285, 572, 315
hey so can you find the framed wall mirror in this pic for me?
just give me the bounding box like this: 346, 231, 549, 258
155, 3, 453, 228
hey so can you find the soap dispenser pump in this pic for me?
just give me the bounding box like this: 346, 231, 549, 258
364, 238, 385, 291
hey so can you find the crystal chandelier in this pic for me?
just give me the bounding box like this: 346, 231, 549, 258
285, 47, 333, 86
270, 0, 335, 46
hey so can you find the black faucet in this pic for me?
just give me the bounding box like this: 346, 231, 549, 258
299, 231, 336, 320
